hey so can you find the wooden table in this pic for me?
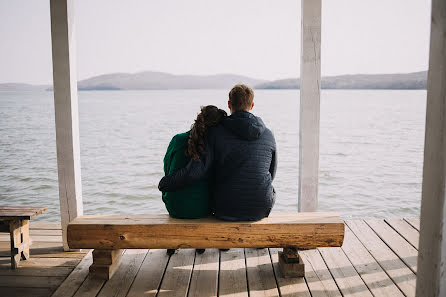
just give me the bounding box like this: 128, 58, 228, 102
0, 206, 48, 268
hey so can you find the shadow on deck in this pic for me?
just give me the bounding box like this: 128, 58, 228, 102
0, 218, 420, 297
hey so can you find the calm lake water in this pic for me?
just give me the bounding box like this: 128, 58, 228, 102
0, 89, 426, 221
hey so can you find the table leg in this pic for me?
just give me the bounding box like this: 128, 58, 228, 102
21, 220, 30, 260
9, 219, 31, 269
9, 220, 21, 269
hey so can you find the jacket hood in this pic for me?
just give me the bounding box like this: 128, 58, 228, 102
222, 111, 266, 141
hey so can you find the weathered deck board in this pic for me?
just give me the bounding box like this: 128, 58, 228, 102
51, 251, 93, 297
341, 226, 404, 297
188, 249, 219, 297
97, 249, 147, 297
126, 249, 170, 297
245, 248, 279, 297
1, 287, 54, 297
157, 249, 195, 297
345, 220, 416, 297
270, 248, 311, 297
403, 218, 420, 231
300, 249, 342, 297
385, 219, 419, 249
0, 275, 66, 288
219, 248, 249, 297
318, 247, 373, 297
0, 218, 421, 297
366, 219, 418, 273
72, 274, 105, 297
30, 222, 62, 230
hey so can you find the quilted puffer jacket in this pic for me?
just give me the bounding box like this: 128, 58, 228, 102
158, 111, 277, 221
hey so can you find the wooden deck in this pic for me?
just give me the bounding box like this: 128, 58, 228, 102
0, 218, 420, 297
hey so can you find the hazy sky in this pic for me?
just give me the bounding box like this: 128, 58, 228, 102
0, 0, 432, 84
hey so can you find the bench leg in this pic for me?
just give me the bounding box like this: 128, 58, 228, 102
9, 219, 31, 269
89, 249, 123, 280
278, 247, 305, 278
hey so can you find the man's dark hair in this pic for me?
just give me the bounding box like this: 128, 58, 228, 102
229, 84, 254, 112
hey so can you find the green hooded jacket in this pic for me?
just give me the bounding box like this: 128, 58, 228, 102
162, 131, 212, 218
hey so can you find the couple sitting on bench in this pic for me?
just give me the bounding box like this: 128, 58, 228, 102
159, 84, 277, 253
67, 84, 343, 280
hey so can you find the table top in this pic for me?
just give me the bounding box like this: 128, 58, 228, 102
0, 206, 48, 220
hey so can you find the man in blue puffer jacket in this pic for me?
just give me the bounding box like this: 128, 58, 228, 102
158, 84, 277, 221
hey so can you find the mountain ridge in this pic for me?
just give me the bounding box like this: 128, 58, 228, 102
0, 70, 428, 91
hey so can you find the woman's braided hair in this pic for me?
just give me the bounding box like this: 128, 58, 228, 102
186, 105, 227, 161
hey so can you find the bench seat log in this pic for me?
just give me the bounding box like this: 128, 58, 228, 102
67, 212, 344, 279
67, 212, 344, 249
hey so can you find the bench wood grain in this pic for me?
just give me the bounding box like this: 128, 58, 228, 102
67, 212, 344, 279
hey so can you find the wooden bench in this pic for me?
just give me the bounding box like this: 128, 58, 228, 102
67, 212, 344, 279
0, 206, 48, 269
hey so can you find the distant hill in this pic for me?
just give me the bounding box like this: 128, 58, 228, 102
76, 71, 266, 90
1, 70, 428, 91
0, 83, 49, 91
255, 71, 427, 89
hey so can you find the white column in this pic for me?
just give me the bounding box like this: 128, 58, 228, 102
298, 0, 321, 212
416, 0, 446, 295
50, 0, 83, 251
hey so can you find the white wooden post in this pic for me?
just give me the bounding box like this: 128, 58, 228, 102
298, 0, 321, 212
50, 0, 83, 251
416, 0, 446, 295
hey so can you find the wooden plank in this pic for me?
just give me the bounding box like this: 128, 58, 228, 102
299, 249, 342, 297
0, 287, 54, 297
270, 248, 311, 297
51, 250, 93, 297
219, 248, 249, 297
298, 0, 322, 212
0, 241, 64, 254
417, 0, 446, 295
366, 220, 418, 273
0, 257, 80, 268
29, 248, 87, 259
72, 275, 105, 297
30, 229, 62, 236
0, 265, 73, 276
404, 218, 420, 231
385, 219, 419, 249
188, 249, 219, 297
346, 220, 416, 297
127, 249, 170, 297
0, 275, 66, 288
50, 0, 84, 251
30, 221, 62, 230
68, 213, 344, 249
0, 207, 47, 220
158, 249, 195, 297
0, 206, 48, 211
319, 247, 373, 297
0, 234, 62, 242
341, 226, 404, 297
245, 248, 279, 297
96, 249, 147, 297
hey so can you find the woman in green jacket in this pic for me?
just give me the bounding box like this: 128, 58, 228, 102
162, 105, 227, 220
